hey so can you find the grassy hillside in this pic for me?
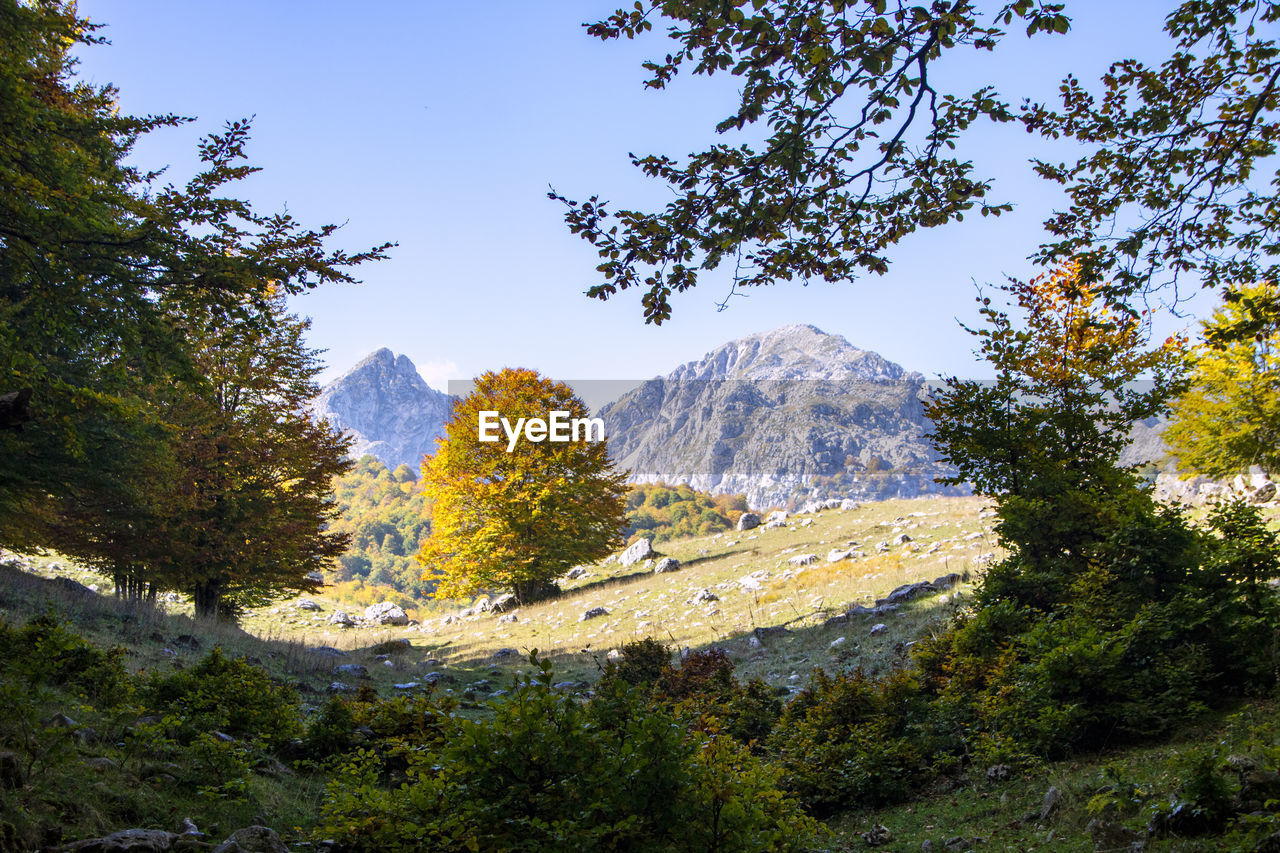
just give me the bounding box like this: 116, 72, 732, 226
6, 495, 1280, 851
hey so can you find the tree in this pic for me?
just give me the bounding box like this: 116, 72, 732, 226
1166, 281, 1280, 477
152, 292, 353, 619
0, 0, 390, 565
925, 262, 1185, 610
418, 369, 628, 603
556, 1, 1280, 324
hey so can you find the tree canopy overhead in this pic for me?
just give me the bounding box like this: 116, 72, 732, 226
556, 0, 1280, 323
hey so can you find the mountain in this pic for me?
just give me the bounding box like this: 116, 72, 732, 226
599, 324, 962, 509
312, 349, 453, 471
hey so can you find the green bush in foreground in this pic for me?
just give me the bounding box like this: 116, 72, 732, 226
317, 653, 825, 852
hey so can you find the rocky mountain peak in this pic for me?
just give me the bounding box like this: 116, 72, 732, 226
668, 324, 915, 382
312, 350, 453, 471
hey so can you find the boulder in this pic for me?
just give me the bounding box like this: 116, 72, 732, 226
736, 512, 760, 531
869, 623, 888, 636
55, 576, 95, 596
63, 829, 178, 852
364, 601, 408, 626
787, 553, 818, 567
579, 606, 609, 622
565, 567, 587, 580
312, 645, 347, 657
296, 598, 322, 612
826, 549, 850, 563
1252, 482, 1277, 504
326, 611, 355, 627
333, 664, 368, 678
653, 557, 681, 574
752, 625, 789, 642
618, 538, 653, 567
497, 613, 518, 624
879, 581, 936, 606
691, 589, 719, 604
932, 572, 962, 590
489, 593, 519, 613
765, 510, 788, 525
891, 533, 912, 546
212, 826, 288, 853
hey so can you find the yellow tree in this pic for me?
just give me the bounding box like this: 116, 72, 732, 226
419, 368, 628, 603
1166, 281, 1280, 478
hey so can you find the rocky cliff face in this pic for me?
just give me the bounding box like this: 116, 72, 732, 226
312, 349, 453, 471
599, 325, 963, 509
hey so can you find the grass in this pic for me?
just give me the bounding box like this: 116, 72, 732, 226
2, 495, 1000, 704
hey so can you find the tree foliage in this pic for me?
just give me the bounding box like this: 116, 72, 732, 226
328, 456, 436, 596
1166, 281, 1280, 477
558, 1, 1280, 322
624, 482, 747, 542
926, 262, 1186, 609
0, 0, 388, 615
419, 369, 628, 602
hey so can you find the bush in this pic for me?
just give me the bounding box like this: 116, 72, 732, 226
0, 614, 132, 706
140, 647, 301, 750
317, 653, 824, 852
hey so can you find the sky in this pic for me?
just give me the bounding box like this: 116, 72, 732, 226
73, 1, 1211, 389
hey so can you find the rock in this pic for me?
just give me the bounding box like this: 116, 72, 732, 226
753, 625, 789, 642
861, 824, 893, 846
565, 567, 587, 580
212, 825, 288, 853
618, 538, 653, 567
932, 572, 961, 590
492, 647, 519, 658
840, 499, 860, 510
1040, 785, 1062, 821
739, 574, 764, 591
327, 682, 354, 693
177, 818, 200, 836
829, 637, 847, 650
892, 533, 912, 546
490, 593, 519, 613
606, 649, 623, 662
297, 598, 322, 611
1252, 482, 1277, 503
393, 682, 420, 690
172, 634, 201, 650
364, 601, 409, 625
333, 664, 368, 678
826, 548, 850, 563
497, 613, 518, 624
422, 672, 454, 685
653, 557, 681, 573
305, 570, 324, 583
1251, 465, 1271, 489
943, 837, 972, 851
63, 828, 178, 852
312, 645, 347, 657
553, 681, 583, 691
371, 638, 412, 655
985, 764, 1011, 781
869, 623, 888, 636
766, 518, 787, 529
748, 636, 764, 650
736, 512, 761, 531
880, 581, 937, 606
799, 517, 814, 527
691, 589, 719, 604
579, 607, 609, 621
766, 510, 788, 525
326, 611, 355, 627
787, 554, 818, 567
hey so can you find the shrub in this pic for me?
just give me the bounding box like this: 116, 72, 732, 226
317, 653, 824, 852
140, 647, 301, 750
0, 614, 132, 706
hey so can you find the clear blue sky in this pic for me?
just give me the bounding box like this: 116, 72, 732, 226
75, 2, 1207, 389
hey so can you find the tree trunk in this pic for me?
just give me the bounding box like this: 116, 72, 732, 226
513, 578, 560, 605
193, 580, 223, 620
